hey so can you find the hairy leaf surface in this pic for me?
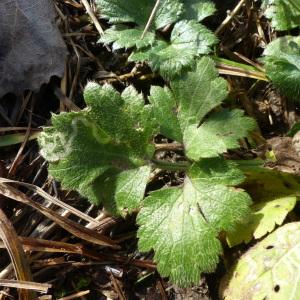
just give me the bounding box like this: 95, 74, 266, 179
39, 83, 157, 214
98, 0, 183, 49
182, 0, 216, 21
100, 26, 155, 50
98, 0, 216, 78
39, 56, 255, 287
184, 109, 256, 159
263, 36, 300, 100
138, 158, 251, 285
262, 0, 300, 30
149, 57, 255, 157
130, 20, 217, 78
97, 0, 183, 28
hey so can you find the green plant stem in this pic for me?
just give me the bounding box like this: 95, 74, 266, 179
151, 159, 190, 171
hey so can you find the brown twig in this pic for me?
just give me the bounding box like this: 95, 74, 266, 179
0, 183, 119, 249
81, 0, 105, 36
215, 0, 246, 35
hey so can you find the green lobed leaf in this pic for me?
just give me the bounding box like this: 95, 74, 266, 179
130, 20, 217, 78
170, 56, 227, 130
97, 0, 183, 29
222, 222, 300, 300
137, 158, 251, 286
262, 0, 300, 31
149, 57, 255, 157
149, 56, 227, 137
97, 0, 183, 50
182, 0, 216, 21
263, 36, 300, 100
100, 26, 155, 50
98, 0, 217, 78
39, 83, 157, 215
184, 109, 256, 160
149, 86, 182, 142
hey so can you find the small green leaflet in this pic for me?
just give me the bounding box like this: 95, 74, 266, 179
130, 20, 217, 78
184, 109, 256, 159
263, 36, 300, 101
101, 26, 155, 50
138, 158, 252, 286
182, 0, 216, 21
97, 0, 182, 28
222, 222, 300, 300
97, 0, 183, 49
39, 83, 157, 215
149, 57, 256, 159
97, 0, 217, 78
262, 0, 300, 31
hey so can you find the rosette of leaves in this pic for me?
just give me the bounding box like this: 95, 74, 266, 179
262, 36, 300, 101
96, 0, 217, 78
39, 57, 256, 286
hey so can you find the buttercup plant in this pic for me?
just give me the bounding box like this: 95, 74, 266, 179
39, 56, 256, 285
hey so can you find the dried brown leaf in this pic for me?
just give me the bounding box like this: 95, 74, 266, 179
0, 0, 67, 96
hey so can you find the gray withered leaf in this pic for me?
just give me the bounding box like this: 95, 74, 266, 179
0, 0, 67, 96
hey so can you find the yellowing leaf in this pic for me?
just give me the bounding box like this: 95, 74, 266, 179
253, 197, 297, 238
227, 196, 297, 247
222, 222, 300, 300
227, 166, 300, 247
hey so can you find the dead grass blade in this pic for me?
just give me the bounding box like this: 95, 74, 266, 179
0, 208, 36, 299
217, 63, 268, 81
58, 290, 90, 300
8, 98, 35, 176
0, 178, 101, 227
0, 237, 156, 269
0, 183, 119, 249
0, 279, 51, 293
